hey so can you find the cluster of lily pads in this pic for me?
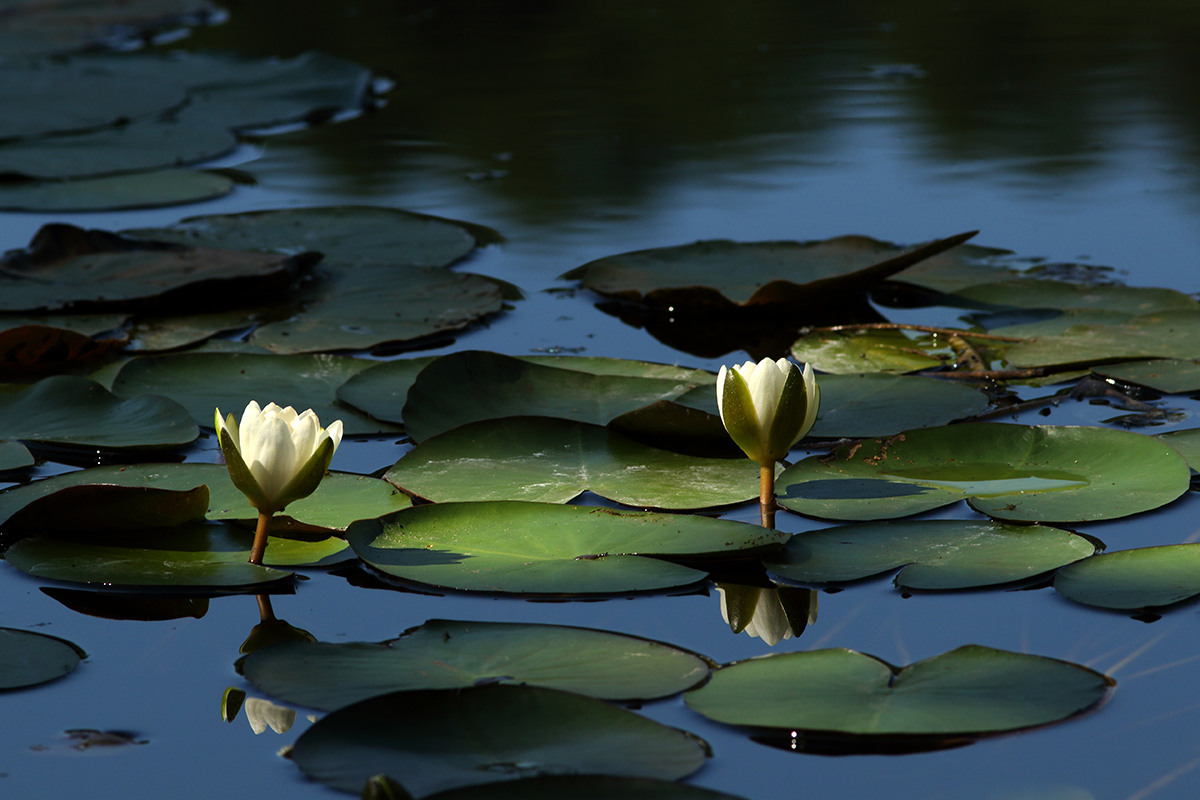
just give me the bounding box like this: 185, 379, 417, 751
2, 200, 1200, 796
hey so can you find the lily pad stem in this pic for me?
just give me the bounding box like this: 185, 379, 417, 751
760, 464, 776, 529
249, 511, 272, 566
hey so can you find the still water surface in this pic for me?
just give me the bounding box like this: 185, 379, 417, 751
3, 3, 1200, 798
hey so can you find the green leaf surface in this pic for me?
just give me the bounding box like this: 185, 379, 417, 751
684, 645, 1112, 735
386, 417, 760, 509
3, 523, 297, 587
0, 170, 233, 212
239, 619, 710, 709
776, 423, 1189, 522
403, 351, 700, 442
765, 520, 1095, 590
0, 440, 34, 471
978, 308, 1133, 338
111, 352, 398, 435
949, 280, 1198, 314
1005, 311, 1200, 368
791, 329, 945, 374
1054, 544, 1200, 610
2, 484, 209, 533
562, 233, 976, 307
0, 463, 409, 533
1158, 428, 1200, 470
423, 776, 749, 800
346, 501, 783, 594
0, 375, 197, 448
290, 684, 708, 796
1093, 360, 1200, 394
0, 628, 86, 690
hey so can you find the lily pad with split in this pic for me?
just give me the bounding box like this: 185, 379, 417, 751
239, 618, 710, 709
0, 628, 86, 690
1054, 544, 1200, 610
0, 440, 34, 471
775, 423, 1189, 522
765, 520, 1096, 590
386, 417, 759, 509
290, 684, 708, 796
346, 500, 784, 594
684, 645, 1113, 744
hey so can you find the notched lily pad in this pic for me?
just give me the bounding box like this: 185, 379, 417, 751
0, 628, 87, 690
561, 231, 976, 310
239, 619, 711, 709
386, 417, 760, 509
1054, 544, 1200, 610
346, 501, 784, 594
765, 520, 1096, 590
776, 423, 1190, 523
0, 375, 197, 448
684, 645, 1113, 746
0, 440, 34, 471
290, 684, 709, 796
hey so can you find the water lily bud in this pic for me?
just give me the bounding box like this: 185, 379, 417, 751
716, 357, 819, 466
214, 401, 344, 515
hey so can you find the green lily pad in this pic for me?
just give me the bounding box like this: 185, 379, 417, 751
111, 352, 398, 435
0, 118, 236, 180
0, 170, 233, 212
0, 375, 197, 448
1093, 360, 1200, 394
561, 232, 976, 308
1005, 311, 1200, 369
239, 619, 710, 709
523, 356, 712, 381
122, 309, 267, 352
0, 313, 127, 337
346, 501, 783, 594
978, 308, 1133, 338
949, 280, 1198, 314
0, 324, 126, 377
3, 523, 296, 587
2, 484, 209, 533
776, 423, 1190, 522
422, 776, 749, 800
791, 329, 945, 374
292, 685, 707, 796
386, 418, 759, 509
0, 463, 409, 532
1159, 428, 1200, 470
765, 520, 1096, 590
0, 440, 33, 470
885, 243, 1019, 293
124, 205, 494, 268
1054, 544, 1200, 610
403, 351, 701, 443
0, 0, 218, 59
0, 628, 86, 690
684, 645, 1112, 736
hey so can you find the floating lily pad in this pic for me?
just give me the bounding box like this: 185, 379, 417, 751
0, 440, 34, 470
386, 418, 759, 509
0, 118, 237, 180
0, 375, 197, 448
884, 244, 1019, 293
3, 523, 296, 587
561, 232, 976, 308
346, 501, 783, 594
1093, 360, 1200, 394
423, 776, 749, 800
0, 224, 309, 313
1158, 428, 1200, 470
124, 205, 493, 268
1005, 311, 1200, 369
290, 684, 708, 796
684, 645, 1112, 737
111, 352, 398, 435
949, 280, 1198, 315
0, 628, 86, 690
122, 309, 266, 351
2, 484, 209, 534
0, 313, 127, 337
403, 351, 700, 443
765, 520, 1096, 590
239, 619, 710, 709
1054, 544, 1200, 610
0, 324, 125, 376
978, 308, 1133, 338
791, 329, 945, 374
0, 463, 409, 532
0, 0, 219, 59
776, 423, 1190, 522
0, 170, 233, 212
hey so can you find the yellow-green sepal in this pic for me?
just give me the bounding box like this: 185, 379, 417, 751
766, 364, 812, 460
273, 436, 336, 511
721, 366, 766, 463
217, 426, 273, 512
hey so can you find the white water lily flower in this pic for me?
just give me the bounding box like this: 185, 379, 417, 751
215, 401, 344, 515
716, 357, 819, 466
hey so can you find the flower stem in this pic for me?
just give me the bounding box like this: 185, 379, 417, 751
759, 463, 776, 529
249, 511, 272, 566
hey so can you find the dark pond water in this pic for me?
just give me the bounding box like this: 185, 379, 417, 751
3, 2, 1200, 798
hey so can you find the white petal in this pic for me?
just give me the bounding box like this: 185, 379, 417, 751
238, 401, 265, 454
716, 365, 729, 423
248, 413, 298, 503
291, 410, 320, 460
747, 357, 785, 435
325, 419, 343, 452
